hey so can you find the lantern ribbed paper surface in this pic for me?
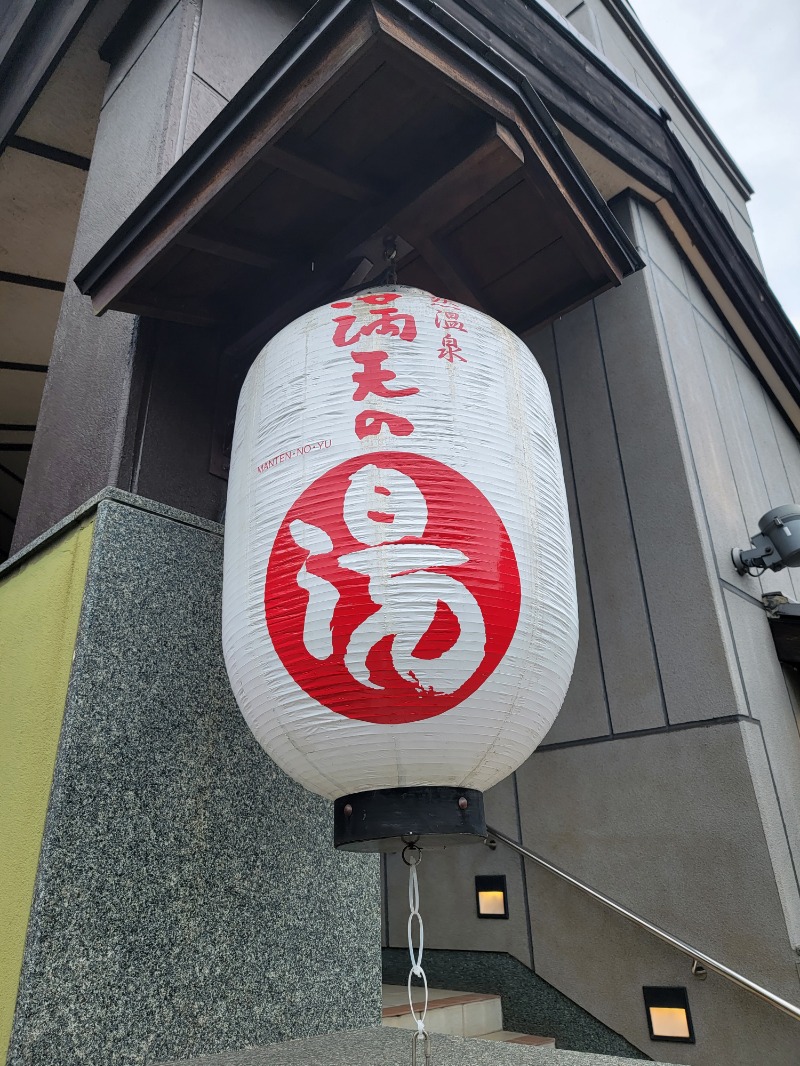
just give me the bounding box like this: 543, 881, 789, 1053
222, 287, 577, 800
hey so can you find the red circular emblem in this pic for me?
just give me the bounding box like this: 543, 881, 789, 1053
265, 452, 520, 724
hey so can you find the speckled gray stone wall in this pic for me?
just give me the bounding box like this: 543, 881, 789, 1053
8, 495, 381, 1066
154, 1025, 682, 1065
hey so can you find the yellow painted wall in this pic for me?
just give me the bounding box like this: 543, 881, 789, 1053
0, 519, 94, 1059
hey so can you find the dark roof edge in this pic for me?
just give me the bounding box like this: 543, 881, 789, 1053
76, 0, 360, 297
432, 0, 798, 411
76, 0, 642, 301
598, 0, 753, 197
75, 0, 799, 421
661, 130, 800, 406
75, 0, 362, 296
456, 0, 750, 198
389, 0, 642, 277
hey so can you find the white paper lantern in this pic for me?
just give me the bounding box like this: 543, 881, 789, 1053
222, 287, 577, 803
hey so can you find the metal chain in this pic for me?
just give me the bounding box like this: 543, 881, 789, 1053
403, 844, 431, 1065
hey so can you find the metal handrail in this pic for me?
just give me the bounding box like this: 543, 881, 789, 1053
486, 825, 800, 1024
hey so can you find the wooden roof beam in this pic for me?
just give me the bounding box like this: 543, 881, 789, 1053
263, 144, 378, 202
112, 294, 220, 328
224, 257, 363, 359
413, 237, 487, 313
176, 230, 282, 269
387, 122, 526, 314
390, 123, 524, 238
223, 118, 501, 357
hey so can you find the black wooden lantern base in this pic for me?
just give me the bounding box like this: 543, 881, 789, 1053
334, 786, 486, 852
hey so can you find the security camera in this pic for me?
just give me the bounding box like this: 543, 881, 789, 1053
732, 505, 800, 575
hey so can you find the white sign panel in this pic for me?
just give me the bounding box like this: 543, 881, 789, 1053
222, 287, 577, 800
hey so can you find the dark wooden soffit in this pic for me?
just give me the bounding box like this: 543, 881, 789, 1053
74, 0, 641, 348
0, 0, 98, 151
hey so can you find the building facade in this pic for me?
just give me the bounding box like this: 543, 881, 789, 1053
1, 2, 799, 1064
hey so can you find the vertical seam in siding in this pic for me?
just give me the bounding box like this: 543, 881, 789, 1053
592, 297, 670, 728
551, 323, 614, 737
512, 770, 536, 972
635, 201, 752, 718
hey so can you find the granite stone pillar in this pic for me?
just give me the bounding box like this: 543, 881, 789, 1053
7, 492, 381, 1065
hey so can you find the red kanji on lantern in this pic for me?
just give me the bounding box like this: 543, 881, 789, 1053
332, 301, 417, 347
435, 308, 467, 332
264, 452, 521, 724
355, 410, 415, 439
351, 351, 419, 402
438, 333, 467, 363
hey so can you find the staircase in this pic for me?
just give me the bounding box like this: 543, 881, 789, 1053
382, 984, 556, 1047
154, 982, 685, 1065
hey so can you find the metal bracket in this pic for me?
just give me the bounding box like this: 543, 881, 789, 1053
334, 786, 486, 852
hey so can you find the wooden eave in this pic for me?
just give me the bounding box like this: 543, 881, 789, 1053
75, 0, 800, 435
74, 0, 642, 350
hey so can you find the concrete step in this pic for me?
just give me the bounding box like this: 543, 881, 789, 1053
481, 1031, 557, 1047
382, 985, 503, 1036
381, 984, 554, 1046
155, 1025, 686, 1064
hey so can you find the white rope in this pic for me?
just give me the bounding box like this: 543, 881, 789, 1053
407, 862, 428, 1032
404, 846, 430, 1064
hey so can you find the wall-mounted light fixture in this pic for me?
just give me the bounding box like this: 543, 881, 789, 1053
642, 987, 695, 1043
475, 875, 508, 919
733, 505, 800, 575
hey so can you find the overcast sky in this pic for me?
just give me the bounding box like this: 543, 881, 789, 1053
630, 0, 800, 331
